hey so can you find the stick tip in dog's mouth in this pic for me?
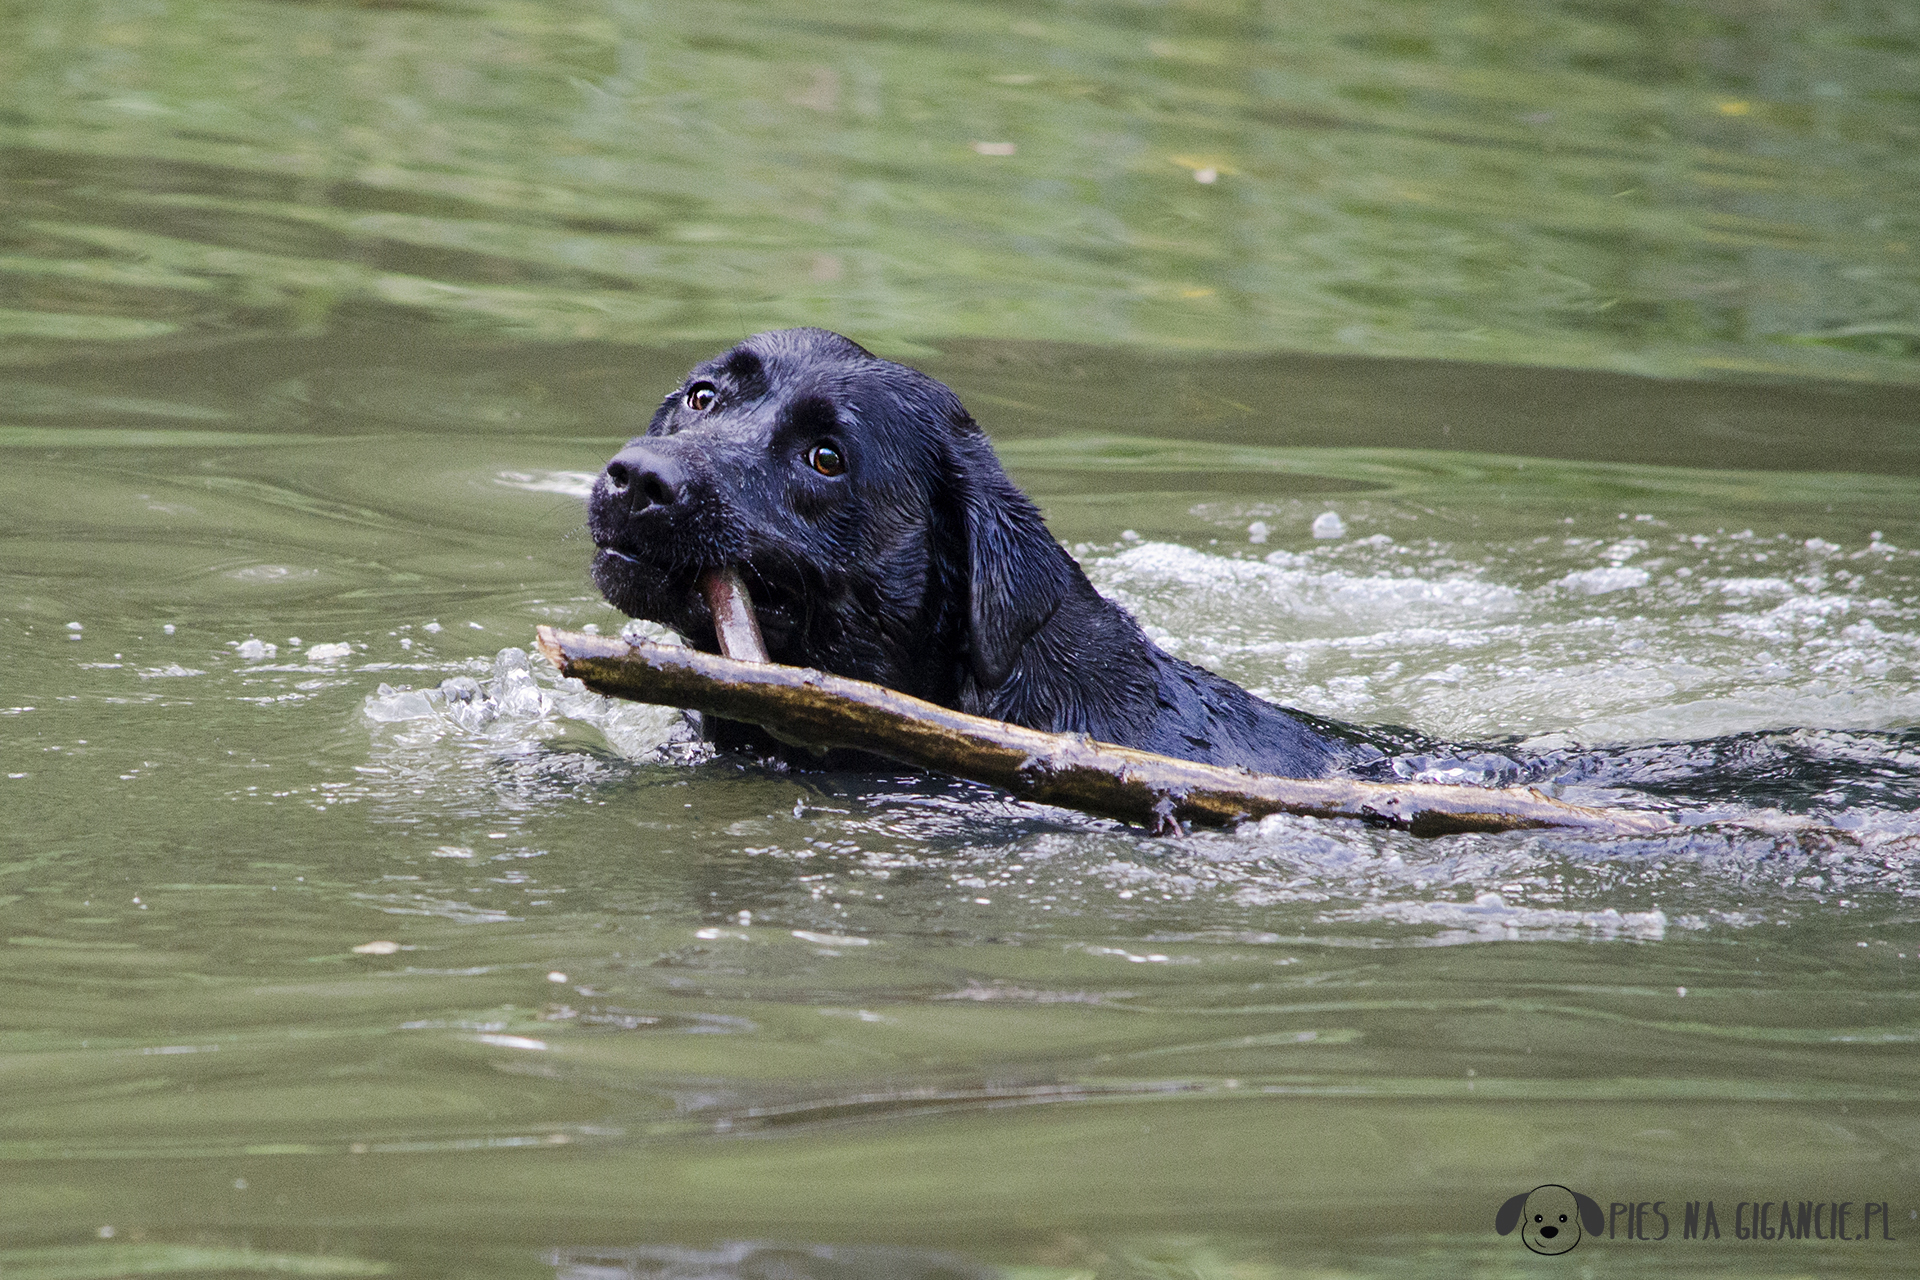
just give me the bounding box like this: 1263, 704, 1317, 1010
592, 547, 770, 663
700, 565, 771, 664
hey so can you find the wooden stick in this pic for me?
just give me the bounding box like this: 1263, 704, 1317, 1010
533, 626, 1671, 838
700, 566, 770, 663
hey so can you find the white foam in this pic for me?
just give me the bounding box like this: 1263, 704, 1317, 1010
495, 470, 597, 498
1322, 892, 1674, 943
1073, 527, 1920, 743
1094, 541, 1519, 635
361, 646, 686, 761
1556, 565, 1649, 594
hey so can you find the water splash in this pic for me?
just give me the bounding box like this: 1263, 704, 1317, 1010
344, 536, 1920, 941
363, 644, 690, 763
1087, 531, 1920, 747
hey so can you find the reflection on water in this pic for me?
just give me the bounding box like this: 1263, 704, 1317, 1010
550, 1243, 993, 1280
2, 0, 1917, 382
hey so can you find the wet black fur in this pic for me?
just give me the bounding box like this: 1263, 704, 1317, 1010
587, 328, 1356, 777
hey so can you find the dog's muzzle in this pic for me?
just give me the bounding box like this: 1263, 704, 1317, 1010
600, 442, 692, 516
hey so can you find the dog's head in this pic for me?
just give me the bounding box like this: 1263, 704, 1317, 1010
1494, 1184, 1602, 1255
587, 328, 1073, 699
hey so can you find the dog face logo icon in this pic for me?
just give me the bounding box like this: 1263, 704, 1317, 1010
1495, 1184, 1604, 1255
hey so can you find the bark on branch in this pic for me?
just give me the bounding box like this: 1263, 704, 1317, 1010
534, 626, 1670, 838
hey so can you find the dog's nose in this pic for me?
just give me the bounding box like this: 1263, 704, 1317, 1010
1540, 1226, 1558, 1238
602, 444, 690, 511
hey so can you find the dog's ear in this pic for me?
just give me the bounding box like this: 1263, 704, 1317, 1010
1494, 1192, 1528, 1236
1573, 1191, 1603, 1234
946, 432, 1075, 690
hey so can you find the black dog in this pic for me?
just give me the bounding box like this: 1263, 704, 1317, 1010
587, 328, 1358, 777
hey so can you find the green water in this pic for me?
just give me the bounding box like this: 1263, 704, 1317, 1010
4, 2, 1920, 1278
5, 0, 1919, 380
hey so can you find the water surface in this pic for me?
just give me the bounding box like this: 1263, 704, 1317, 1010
3, 1, 1919, 1277
5, 0, 1918, 381
6, 327, 1919, 1278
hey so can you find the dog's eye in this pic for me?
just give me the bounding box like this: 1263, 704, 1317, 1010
806, 443, 846, 477
685, 382, 718, 412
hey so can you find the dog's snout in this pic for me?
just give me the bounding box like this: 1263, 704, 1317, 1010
603, 445, 689, 511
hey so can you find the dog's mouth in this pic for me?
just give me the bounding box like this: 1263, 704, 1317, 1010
592, 542, 784, 659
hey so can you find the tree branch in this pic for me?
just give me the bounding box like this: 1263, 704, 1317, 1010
534, 626, 1670, 838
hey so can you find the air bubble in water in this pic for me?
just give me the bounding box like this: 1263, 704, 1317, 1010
1311, 511, 1346, 539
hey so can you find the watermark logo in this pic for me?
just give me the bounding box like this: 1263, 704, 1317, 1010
1494, 1188, 1902, 1252
1495, 1184, 1605, 1255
